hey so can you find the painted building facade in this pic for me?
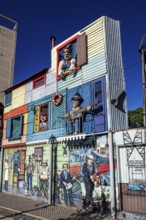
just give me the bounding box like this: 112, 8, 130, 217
1, 16, 128, 212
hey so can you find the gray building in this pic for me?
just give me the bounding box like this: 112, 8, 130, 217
0, 14, 17, 104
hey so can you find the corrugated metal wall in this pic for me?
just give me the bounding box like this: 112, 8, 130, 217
104, 16, 128, 131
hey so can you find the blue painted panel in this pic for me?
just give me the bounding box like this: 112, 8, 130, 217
92, 76, 107, 133
6, 119, 11, 138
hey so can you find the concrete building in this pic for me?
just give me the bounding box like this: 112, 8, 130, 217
0, 14, 18, 104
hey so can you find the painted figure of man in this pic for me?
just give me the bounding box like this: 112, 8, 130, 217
40, 112, 48, 131
58, 44, 76, 78
60, 164, 75, 206
13, 150, 20, 175
38, 161, 49, 198
65, 92, 91, 134
4, 154, 12, 190
25, 155, 35, 191
82, 154, 96, 208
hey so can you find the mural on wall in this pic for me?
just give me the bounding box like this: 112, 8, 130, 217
25, 155, 35, 193
127, 146, 146, 191
13, 150, 20, 175
56, 135, 114, 212
4, 153, 13, 190
38, 161, 49, 199
65, 92, 102, 135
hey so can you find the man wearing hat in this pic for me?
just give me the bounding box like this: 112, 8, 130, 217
65, 92, 91, 134
82, 154, 96, 208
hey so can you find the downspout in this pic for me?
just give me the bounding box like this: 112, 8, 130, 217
108, 130, 116, 219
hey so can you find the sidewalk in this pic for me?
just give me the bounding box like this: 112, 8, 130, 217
0, 192, 122, 220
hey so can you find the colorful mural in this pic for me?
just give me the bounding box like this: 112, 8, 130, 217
55, 135, 116, 211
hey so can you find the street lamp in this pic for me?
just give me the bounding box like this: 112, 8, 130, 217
49, 134, 56, 205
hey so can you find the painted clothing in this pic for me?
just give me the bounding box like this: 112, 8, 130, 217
13, 152, 20, 175
82, 162, 95, 205
67, 106, 82, 134
25, 162, 35, 191
4, 160, 11, 190
60, 171, 74, 205
58, 58, 76, 77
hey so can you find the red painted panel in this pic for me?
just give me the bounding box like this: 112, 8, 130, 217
4, 104, 28, 120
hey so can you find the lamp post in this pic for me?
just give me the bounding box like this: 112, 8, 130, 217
49, 134, 56, 205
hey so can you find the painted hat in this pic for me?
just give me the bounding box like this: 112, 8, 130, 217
87, 154, 94, 160
71, 92, 84, 103
41, 161, 48, 166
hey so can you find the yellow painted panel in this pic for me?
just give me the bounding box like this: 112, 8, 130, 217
23, 124, 27, 136
4, 105, 12, 114
23, 113, 28, 124
11, 95, 25, 109
3, 129, 6, 139
13, 85, 25, 98
3, 120, 6, 129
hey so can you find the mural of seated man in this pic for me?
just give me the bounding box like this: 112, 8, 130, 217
58, 43, 76, 79
65, 92, 103, 134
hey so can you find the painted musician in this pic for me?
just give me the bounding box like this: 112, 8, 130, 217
60, 164, 75, 207
65, 92, 104, 134
65, 92, 91, 134
58, 44, 76, 78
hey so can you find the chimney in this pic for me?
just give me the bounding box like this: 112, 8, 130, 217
50, 36, 56, 48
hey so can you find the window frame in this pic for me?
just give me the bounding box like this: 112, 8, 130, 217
56, 35, 79, 80
5, 91, 12, 107
6, 115, 23, 140
33, 74, 46, 89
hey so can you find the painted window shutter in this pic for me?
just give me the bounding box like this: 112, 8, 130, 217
19, 115, 23, 136
77, 33, 87, 66
34, 106, 40, 132
6, 119, 11, 138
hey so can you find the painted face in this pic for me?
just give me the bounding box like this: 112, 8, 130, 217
40, 115, 47, 122
63, 165, 68, 171
63, 48, 71, 60
72, 100, 80, 108
88, 158, 93, 166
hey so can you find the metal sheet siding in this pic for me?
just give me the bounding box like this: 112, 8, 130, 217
58, 53, 107, 90
11, 85, 25, 109
104, 16, 128, 131
57, 17, 106, 91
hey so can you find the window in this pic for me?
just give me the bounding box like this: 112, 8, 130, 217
57, 33, 87, 80
6, 115, 23, 140
5, 91, 12, 106
33, 74, 46, 89
34, 147, 43, 162
34, 103, 49, 132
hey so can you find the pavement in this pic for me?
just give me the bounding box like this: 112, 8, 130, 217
0, 192, 123, 220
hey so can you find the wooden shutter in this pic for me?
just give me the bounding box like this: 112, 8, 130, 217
77, 33, 87, 66
6, 119, 11, 138
34, 106, 40, 132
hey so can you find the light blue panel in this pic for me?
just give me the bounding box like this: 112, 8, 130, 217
26, 127, 66, 142
58, 52, 107, 91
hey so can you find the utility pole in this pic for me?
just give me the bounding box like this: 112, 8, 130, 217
139, 34, 146, 127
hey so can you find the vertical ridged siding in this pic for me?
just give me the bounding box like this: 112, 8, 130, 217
104, 16, 128, 130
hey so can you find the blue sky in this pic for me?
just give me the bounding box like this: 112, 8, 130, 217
0, 0, 145, 110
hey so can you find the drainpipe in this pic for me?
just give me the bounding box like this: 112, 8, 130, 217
108, 130, 116, 218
